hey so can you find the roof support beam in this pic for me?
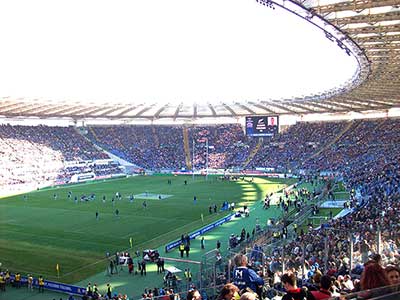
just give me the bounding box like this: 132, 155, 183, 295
94, 106, 132, 117
343, 96, 395, 107
115, 104, 144, 117
172, 103, 183, 121
208, 104, 217, 117
237, 104, 256, 115
283, 102, 318, 113
39, 105, 79, 116
136, 105, 154, 117
306, 100, 344, 112
193, 104, 197, 119
0, 103, 30, 114
15, 104, 53, 115
332, 11, 400, 26
247, 102, 276, 114
346, 23, 400, 35
355, 34, 400, 43
312, 0, 400, 14
153, 105, 168, 119
222, 104, 237, 116
321, 100, 359, 110
262, 100, 298, 114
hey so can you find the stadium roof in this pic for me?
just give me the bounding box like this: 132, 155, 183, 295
0, 0, 400, 121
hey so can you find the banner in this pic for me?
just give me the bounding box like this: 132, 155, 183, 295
9, 275, 86, 296
165, 213, 235, 252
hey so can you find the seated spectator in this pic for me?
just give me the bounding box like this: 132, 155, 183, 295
385, 265, 400, 286
218, 283, 240, 300
239, 292, 257, 300
360, 263, 391, 298
187, 289, 202, 300
310, 275, 333, 300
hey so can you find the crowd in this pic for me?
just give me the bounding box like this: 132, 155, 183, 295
2, 119, 400, 186
0, 124, 111, 188
86, 124, 257, 171
87, 126, 186, 170
247, 121, 348, 171
188, 124, 257, 170
56, 161, 124, 183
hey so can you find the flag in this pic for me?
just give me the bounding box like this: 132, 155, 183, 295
56, 264, 60, 277
129, 237, 133, 249
201, 214, 204, 223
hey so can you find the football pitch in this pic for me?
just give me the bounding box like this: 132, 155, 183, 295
0, 175, 294, 284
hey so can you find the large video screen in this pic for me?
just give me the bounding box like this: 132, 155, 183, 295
245, 116, 279, 137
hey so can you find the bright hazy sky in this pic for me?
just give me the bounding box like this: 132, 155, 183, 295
0, 0, 358, 104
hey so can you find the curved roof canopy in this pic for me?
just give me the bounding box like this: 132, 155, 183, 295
0, 0, 399, 120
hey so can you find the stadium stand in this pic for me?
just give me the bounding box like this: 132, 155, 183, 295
86, 125, 187, 171
187, 124, 258, 170
0, 125, 122, 189
1, 118, 400, 299
247, 121, 350, 171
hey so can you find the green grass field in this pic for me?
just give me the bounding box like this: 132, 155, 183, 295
0, 175, 295, 284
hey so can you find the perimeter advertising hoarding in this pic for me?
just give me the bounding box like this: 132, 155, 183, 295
245, 116, 279, 137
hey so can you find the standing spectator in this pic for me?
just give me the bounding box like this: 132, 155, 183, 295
106, 283, 112, 299
179, 243, 185, 258
216, 240, 221, 250
38, 275, 45, 293
27, 274, 33, 291
232, 254, 264, 294
140, 260, 147, 276
185, 244, 191, 257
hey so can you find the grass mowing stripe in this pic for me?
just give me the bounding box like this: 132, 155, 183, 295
0, 175, 293, 283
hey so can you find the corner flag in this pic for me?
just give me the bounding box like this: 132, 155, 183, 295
129, 237, 133, 249
56, 264, 60, 277
201, 214, 204, 223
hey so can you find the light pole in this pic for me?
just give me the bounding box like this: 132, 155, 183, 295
192, 139, 195, 181
206, 138, 209, 181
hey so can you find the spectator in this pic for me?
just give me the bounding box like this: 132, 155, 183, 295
360, 263, 390, 298
187, 289, 201, 300
281, 273, 314, 300
310, 275, 333, 300
218, 283, 240, 300
385, 265, 400, 286
232, 254, 264, 295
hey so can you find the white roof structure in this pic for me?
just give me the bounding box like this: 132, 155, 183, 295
0, 0, 399, 121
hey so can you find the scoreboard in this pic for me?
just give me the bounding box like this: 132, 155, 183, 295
245, 116, 279, 137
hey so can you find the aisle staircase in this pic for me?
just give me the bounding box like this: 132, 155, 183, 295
75, 127, 138, 168
88, 126, 100, 143
242, 138, 263, 168
182, 127, 192, 170
152, 126, 159, 147
308, 121, 355, 160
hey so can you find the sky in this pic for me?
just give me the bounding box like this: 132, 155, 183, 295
0, 0, 358, 105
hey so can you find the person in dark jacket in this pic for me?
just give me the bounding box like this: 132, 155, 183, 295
281, 273, 315, 300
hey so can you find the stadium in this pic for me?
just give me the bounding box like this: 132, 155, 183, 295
0, 0, 400, 300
